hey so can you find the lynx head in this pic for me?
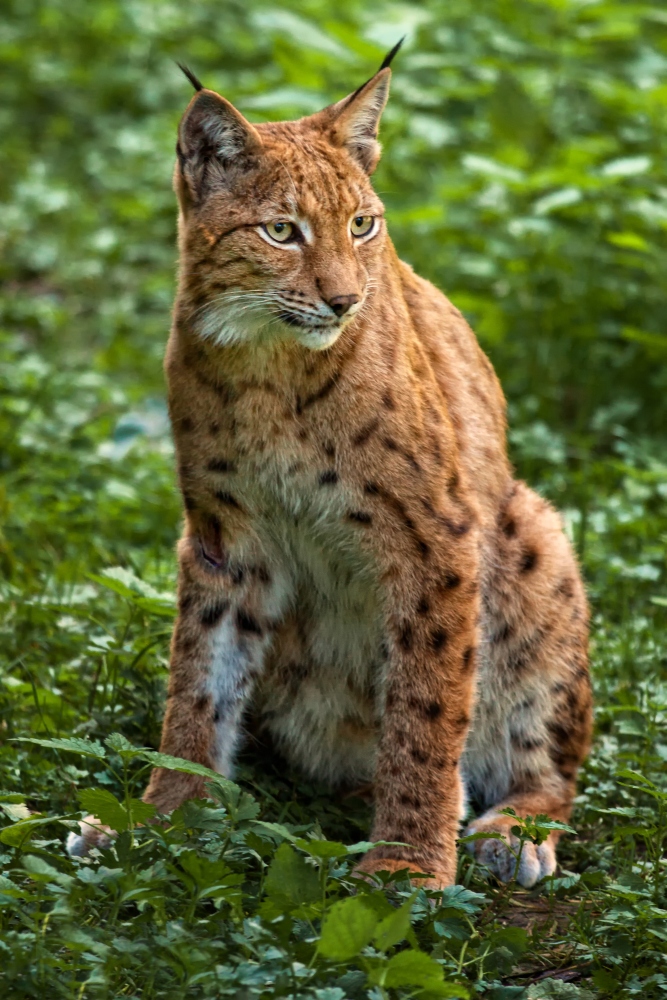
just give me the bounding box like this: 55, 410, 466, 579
174, 45, 401, 351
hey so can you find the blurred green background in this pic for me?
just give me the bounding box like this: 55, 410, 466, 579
2, 0, 667, 995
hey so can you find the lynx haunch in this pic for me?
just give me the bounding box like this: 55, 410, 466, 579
69, 49, 592, 888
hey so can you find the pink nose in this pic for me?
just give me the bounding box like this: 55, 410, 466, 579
327, 294, 360, 317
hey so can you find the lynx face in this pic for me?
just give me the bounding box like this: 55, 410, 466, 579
175, 79, 389, 351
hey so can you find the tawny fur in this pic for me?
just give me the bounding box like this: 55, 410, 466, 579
68, 62, 592, 888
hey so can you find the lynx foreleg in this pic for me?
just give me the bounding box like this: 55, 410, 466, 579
143, 532, 282, 813
358, 562, 480, 889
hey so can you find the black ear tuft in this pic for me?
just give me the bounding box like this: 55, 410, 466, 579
177, 62, 203, 92
378, 37, 405, 71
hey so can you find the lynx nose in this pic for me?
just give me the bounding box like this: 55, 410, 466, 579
327, 294, 360, 317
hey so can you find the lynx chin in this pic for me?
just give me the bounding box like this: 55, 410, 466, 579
68, 45, 592, 889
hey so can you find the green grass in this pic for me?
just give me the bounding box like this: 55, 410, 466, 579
1, 0, 667, 996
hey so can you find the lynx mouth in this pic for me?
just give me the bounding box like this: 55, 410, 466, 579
277, 310, 339, 332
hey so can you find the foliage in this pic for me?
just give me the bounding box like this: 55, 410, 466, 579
1, 0, 667, 996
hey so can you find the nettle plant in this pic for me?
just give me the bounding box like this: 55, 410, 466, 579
1, 728, 598, 998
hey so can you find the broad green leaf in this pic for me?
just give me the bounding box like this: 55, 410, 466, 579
264, 843, 320, 906
529, 978, 595, 998
317, 896, 378, 960
373, 892, 417, 951
294, 838, 348, 859
138, 750, 238, 791
23, 854, 73, 887
14, 736, 106, 759
374, 949, 468, 995
78, 789, 128, 833
0, 816, 59, 847
105, 732, 145, 756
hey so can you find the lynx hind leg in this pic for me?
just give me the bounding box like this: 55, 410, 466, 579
464, 482, 592, 887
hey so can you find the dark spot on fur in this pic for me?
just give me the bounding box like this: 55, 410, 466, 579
180, 417, 194, 433
425, 702, 442, 720
209, 421, 220, 435
215, 491, 242, 510
194, 694, 210, 713
213, 708, 220, 723
411, 748, 429, 764
443, 572, 461, 589
323, 440, 335, 457
175, 631, 195, 653
352, 418, 380, 447
431, 628, 447, 651
455, 713, 470, 730
400, 794, 421, 810
208, 458, 236, 473
444, 517, 471, 537
230, 564, 244, 585
251, 565, 271, 584
547, 720, 574, 742
399, 624, 413, 651
511, 734, 544, 751
382, 392, 395, 409
348, 511, 372, 524
201, 600, 230, 627
383, 436, 398, 451
301, 373, 340, 410
493, 622, 514, 643
556, 577, 576, 600
178, 594, 194, 614
183, 493, 197, 512
502, 518, 516, 538
520, 549, 538, 573
462, 647, 475, 671
417, 597, 430, 615
319, 469, 339, 485
236, 609, 262, 635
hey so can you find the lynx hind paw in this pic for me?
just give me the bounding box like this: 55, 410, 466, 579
464, 814, 556, 888
66, 815, 115, 857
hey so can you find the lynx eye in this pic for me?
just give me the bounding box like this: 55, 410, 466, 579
350, 215, 375, 238
263, 220, 296, 244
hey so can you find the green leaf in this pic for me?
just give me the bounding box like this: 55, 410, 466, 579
317, 896, 379, 960
105, 732, 145, 756
23, 855, 73, 887
528, 978, 596, 999
0, 815, 57, 848
14, 736, 106, 759
264, 842, 320, 906
376, 949, 467, 995
373, 892, 417, 952
138, 750, 238, 791
294, 838, 349, 859
78, 788, 128, 833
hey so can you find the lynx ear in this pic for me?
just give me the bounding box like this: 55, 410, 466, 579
176, 89, 263, 203
328, 69, 392, 174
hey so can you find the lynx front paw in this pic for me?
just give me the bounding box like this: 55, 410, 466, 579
66, 815, 116, 857
353, 855, 452, 890
464, 813, 556, 888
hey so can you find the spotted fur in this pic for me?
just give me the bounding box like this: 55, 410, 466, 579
67, 59, 592, 888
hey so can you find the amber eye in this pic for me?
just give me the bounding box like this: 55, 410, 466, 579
264, 220, 296, 244
350, 215, 374, 238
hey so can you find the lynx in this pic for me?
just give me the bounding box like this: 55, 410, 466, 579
68, 46, 592, 888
